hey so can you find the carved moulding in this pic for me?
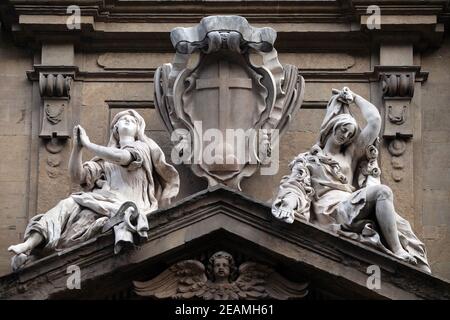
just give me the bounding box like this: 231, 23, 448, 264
154, 16, 304, 189
388, 139, 407, 182
133, 251, 308, 300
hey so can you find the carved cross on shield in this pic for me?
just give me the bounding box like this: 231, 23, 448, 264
196, 60, 253, 132
182, 55, 267, 176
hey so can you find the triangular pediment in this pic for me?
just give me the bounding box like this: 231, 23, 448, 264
1, 186, 449, 300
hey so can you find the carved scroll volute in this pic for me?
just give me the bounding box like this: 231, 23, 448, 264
39, 73, 72, 98
39, 72, 73, 140
381, 73, 414, 98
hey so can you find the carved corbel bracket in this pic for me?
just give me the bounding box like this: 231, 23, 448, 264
380, 71, 415, 139
381, 72, 415, 98
374, 66, 424, 183
39, 72, 73, 140
27, 66, 78, 151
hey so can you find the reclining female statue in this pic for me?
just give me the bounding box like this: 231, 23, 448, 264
272, 88, 430, 273
8, 109, 179, 269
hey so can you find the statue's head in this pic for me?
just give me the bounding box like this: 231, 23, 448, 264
332, 121, 357, 146
319, 113, 359, 148
109, 109, 147, 147
207, 251, 236, 283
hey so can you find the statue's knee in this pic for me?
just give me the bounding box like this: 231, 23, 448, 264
376, 185, 393, 201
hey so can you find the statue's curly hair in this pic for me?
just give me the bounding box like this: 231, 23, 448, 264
206, 251, 238, 282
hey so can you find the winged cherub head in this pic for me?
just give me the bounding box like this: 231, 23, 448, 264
207, 251, 237, 284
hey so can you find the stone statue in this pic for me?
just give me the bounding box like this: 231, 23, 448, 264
8, 109, 180, 270
155, 15, 304, 189
272, 88, 431, 273
134, 251, 308, 300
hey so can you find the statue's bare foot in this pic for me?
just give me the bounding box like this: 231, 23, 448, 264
8, 243, 30, 255
11, 253, 29, 271
394, 248, 417, 265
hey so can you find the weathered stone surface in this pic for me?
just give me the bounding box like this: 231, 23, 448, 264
97, 53, 173, 70
41, 44, 74, 66
419, 36, 450, 281
0, 0, 450, 288
304, 83, 369, 102
380, 45, 413, 66
0, 99, 31, 136
0, 32, 33, 276
36, 144, 72, 214
379, 140, 416, 225
280, 53, 356, 71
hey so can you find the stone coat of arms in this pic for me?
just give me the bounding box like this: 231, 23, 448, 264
155, 16, 304, 189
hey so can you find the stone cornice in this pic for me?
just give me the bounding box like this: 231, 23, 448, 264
24, 65, 429, 84
1, 186, 449, 300
0, 0, 448, 51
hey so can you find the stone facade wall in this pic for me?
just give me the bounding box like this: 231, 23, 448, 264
0, 1, 449, 283
0, 30, 33, 276
420, 34, 450, 279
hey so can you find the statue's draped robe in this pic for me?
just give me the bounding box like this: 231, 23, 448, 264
303, 147, 430, 271
24, 140, 179, 254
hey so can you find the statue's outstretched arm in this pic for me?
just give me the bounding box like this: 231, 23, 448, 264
353, 94, 382, 147
86, 143, 132, 166
77, 125, 133, 166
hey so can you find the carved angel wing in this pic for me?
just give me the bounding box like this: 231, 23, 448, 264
234, 262, 308, 300
133, 260, 208, 299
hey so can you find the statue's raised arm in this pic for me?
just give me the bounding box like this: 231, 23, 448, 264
351, 90, 382, 150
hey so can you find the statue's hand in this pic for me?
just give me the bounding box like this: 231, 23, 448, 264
339, 87, 355, 104
75, 125, 91, 148
273, 197, 297, 224
73, 125, 82, 149
278, 207, 294, 224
